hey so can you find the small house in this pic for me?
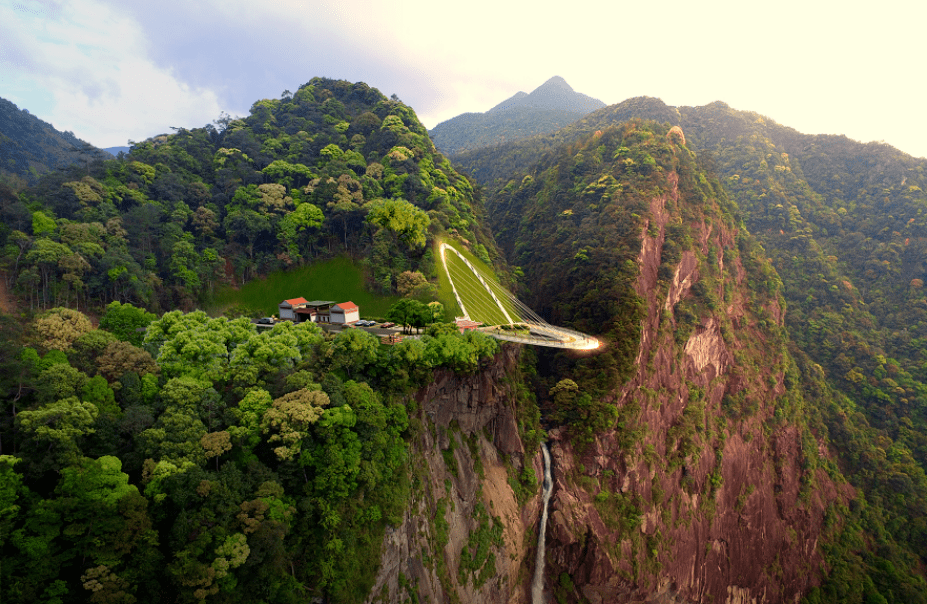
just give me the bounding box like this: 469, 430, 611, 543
279, 297, 308, 321
330, 301, 359, 324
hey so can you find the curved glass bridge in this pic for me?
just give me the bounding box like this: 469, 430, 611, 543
439, 242, 600, 350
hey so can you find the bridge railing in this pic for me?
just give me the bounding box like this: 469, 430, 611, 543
478, 323, 599, 350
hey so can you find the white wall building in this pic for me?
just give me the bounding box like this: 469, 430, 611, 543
330, 301, 359, 324
279, 297, 308, 321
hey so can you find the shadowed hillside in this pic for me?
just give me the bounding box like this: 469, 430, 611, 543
0, 97, 109, 188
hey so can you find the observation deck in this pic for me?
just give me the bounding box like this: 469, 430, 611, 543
439, 242, 599, 350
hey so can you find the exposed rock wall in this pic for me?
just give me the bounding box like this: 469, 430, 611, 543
366, 345, 543, 604
543, 170, 851, 603
370, 167, 850, 603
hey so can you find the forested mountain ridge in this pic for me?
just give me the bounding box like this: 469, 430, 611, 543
1, 111, 870, 604
0, 78, 500, 314
428, 76, 605, 156
464, 99, 927, 601
456, 100, 927, 438
0, 96, 110, 188
452, 96, 679, 184
0, 78, 523, 603
482, 120, 847, 602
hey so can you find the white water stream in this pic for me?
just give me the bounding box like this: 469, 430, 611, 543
532, 443, 553, 604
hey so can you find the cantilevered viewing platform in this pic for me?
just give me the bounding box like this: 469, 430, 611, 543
439, 241, 599, 350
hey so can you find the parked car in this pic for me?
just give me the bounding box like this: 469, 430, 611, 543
380, 322, 395, 328
257, 317, 274, 324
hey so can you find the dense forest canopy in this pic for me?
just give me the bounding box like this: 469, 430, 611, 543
0, 78, 500, 315
3, 77, 927, 603
0, 300, 505, 603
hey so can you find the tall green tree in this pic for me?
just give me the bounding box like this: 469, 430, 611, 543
365, 198, 430, 249
99, 302, 157, 347
331, 329, 380, 377
18, 396, 98, 464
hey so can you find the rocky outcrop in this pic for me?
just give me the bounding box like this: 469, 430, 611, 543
543, 169, 852, 603
370, 162, 851, 603
366, 344, 543, 604
417, 345, 524, 456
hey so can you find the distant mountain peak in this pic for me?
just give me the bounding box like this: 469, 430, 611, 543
537, 76, 573, 93
430, 77, 606, 155
519, 76, 602, 113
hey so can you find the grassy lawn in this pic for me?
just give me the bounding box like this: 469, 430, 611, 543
209, 256, 401, 319
435, 238, 522, 326
210, 245, 522, 325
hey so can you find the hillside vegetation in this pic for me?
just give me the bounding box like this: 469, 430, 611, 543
464, 101, 927, 602
4, 78, 927, 604
0, 78, 501, 315
0, 302, 504, 603
0, 78, 525, 602
0, 97, 109, 188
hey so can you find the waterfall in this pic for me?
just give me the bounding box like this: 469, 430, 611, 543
532, 442, 553, 604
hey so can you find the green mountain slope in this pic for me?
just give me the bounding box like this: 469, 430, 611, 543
484, 118, 884, 602
0, 97, 109, 188
0, 78, 500, 314
466, 100, 927, 601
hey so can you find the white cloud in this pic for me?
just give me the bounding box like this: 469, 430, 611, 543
0, 0, 223, 146
48, 57, 224, 147
1, 0, 925, 158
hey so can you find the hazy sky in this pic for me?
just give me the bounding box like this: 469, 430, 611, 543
2, 0, 925, 158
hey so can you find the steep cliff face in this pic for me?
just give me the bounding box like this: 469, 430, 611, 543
366, 344, 543, 604
543, 165, 852, 603
370, 122, 852, 604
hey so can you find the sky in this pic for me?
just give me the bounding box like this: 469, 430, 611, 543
2, 0, 925, 158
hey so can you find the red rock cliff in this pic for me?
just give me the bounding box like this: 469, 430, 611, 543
368, 166, 850, 604
543, 169, 851, 603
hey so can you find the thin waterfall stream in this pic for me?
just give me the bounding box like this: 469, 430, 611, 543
532, 442, 553, 603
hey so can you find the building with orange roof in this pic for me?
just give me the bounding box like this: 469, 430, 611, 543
331, 301, 359, 324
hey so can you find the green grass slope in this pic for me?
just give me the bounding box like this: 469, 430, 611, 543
435, 238, 522, 325
210, 256, 400, 318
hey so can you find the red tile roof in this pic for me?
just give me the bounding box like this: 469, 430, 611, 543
334, 301, 358, 312
282, 297, 308, 306
455, 319, 482, 329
